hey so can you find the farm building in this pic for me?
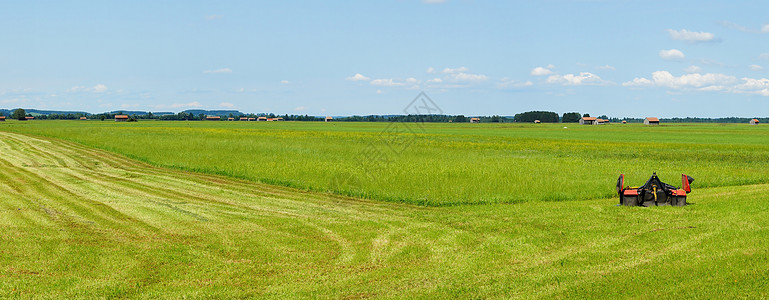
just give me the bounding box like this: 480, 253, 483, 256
579, 117, 597, 125
470, 118, 480, 123
0, 116, 5, 122
115, 115, 129, 122
275, 117, 284, 121
239, 117, 248, 121
750, 119, 760, 125
206, 116, 221, 121
79, 117, 87, 120
644, 117, 660, 125
621, 120, 627, 124
257, 117, 267, 121
534, 120, 541, 123
596, 119, 609, 125
227, 117, 234, 121
325, 116, 333, 122
25, 116, 34, 120
248, 118, 255, 121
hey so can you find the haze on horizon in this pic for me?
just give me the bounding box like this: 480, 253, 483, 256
2, 1, 769, 118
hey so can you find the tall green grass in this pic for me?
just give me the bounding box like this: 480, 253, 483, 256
2, 120, 768, 205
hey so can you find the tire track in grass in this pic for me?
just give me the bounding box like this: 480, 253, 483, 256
0, 152, 150, 237
24, 132, 426, 239
0, 131, 405, 269
0, 135, 170, 240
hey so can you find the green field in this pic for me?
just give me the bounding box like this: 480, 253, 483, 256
1, 120, 768, 205
1, 121, 769, 298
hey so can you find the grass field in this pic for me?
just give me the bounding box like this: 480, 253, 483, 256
1, 129, 769, 298
1, 120, 768, 206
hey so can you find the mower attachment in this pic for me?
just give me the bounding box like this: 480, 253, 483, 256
616, 173, 693, 207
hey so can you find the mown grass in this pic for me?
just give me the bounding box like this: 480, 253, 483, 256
1, 120, 768, 206
0, 131, 768, 298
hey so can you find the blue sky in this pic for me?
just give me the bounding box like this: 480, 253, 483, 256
2, 1, 769, 117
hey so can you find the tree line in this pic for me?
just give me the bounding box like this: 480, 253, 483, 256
2, 108, 766, 123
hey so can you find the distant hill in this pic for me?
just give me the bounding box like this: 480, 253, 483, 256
181, 110, 245, 117
108, 111, 174, 116
0, 109, 91, 116
0, 108, 245, 117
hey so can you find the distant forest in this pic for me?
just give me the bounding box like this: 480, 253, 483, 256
0, 108, 766, 123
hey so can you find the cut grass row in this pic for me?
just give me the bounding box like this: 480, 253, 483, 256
0, 131, 768, 298
1, 121, 768, 206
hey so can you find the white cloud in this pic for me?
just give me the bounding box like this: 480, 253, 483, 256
626, 71, 736, 89
423, 0, 446, 4
735, 78, 769, 90
294, 106, 308, 111
219, 102, 235, 108
622, 77, 653, 87
667, 29, 716, 43
172, 102, 203, 108
685, 65, 702, 73
750, 64, 764, 71
596, 65, 616, 70
280, 80, 290, 84
376, 90, 383, 94
204, 68, 232, 74
205, 15, 223, 20
718, 21, 750, 32
734, 78, 769, 96
497, 78, 533, 89
442, 66, 469, 74
154, 102, 203, 109
361, 67, 486, 90
698, 59, 728, 68
546, 72, 610, 86
445, 72, 488, 83
346, 73, 370, 81
531, 67, 554, 76
698, 85, 727, 92
719, 21, 769, 34
91, 84, 108, 93
370, 78, 404, 86
622, 71, 765, 95
68, 84, 108, 93
0, 98, 23, 104
654, 71, 736, 89
659, 49, 685, 60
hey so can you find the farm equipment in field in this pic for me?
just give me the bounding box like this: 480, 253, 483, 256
616, 173, 693, 207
